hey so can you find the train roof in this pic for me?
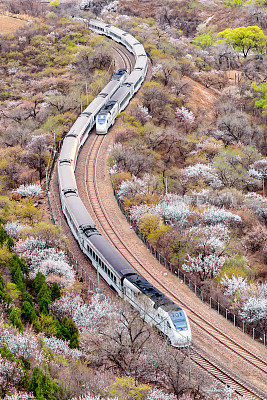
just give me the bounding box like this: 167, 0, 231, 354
64, 194, 96, 231
123, 70, 144, 86
133, 43, 146, 57
89, 19, 108, 31
99, 79, 120, 97
134, 55, 147, 71
109, 86, 130, 103
123, 33, 140, 47
58, 164, 77, 192
109, 25, 125, 38
67, 114, 90, 137
88, 234, 136, 277
126, 274, 181, 312
59, 136, 78, 162
82, 95, 106, 117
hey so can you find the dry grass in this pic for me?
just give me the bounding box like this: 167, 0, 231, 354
186, 77, 219, 120
0, 14, 27, 33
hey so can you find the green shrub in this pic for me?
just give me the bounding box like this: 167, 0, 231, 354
33, 273, 46, 294
57, 316, 79, 349
22, 291, 34, 305
9, 306, 23, 332
21, 301, 37, 323
0, 225, 8, 246
37, 283, 51, 315
29, 365, 61, 400
50, 283, 61, 302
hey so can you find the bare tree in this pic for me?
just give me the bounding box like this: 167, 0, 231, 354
216, 112, 252, 145
25, 134, 53, 183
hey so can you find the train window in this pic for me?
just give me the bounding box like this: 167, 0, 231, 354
95, 254, 99, 263
167, 321, 171, 329
92, 251, 95, 259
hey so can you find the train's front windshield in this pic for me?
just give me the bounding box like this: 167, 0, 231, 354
97, 115, 106, 124
169, 310, 188, 331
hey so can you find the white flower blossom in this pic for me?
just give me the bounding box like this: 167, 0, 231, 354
51, 294, 113, 332
240, 296, 267, 323
188, 224, 229, 252
39, 335, 82, 358
221, 275, 248, 296
147, 388, 177, 400
15, 238, 75, 285
182, 254, 225, 279
4, 392, 35, 400
118, 175, 150, 199
203, 207, 242, 226
0, 357, 24, 395
0, 326, 43, 362
160, 198, 190, 227
14, 184, 42, 197
130, 204, 160, 223
176, 106, 195, 123
5, 221, 26, 238
181, 164, 222, 188
15, 237, 46, 254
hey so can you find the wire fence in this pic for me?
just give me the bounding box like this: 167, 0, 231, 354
111, 182, 266, 347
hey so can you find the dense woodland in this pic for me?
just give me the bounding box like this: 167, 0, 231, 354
0, 0, 266, 399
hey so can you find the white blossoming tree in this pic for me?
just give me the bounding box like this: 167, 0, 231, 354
203, 207, 242, 227
15, 237, 75, 286
51, 294, 114, 332
0, 356, 24, 397
14, 184, 42, 198
4, 221, 26, 238
221, 275, 248, 296
182, 254, 225, 281
240, 296, 267, 324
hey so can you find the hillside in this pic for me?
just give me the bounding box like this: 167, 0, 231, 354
0, 0, 266, 399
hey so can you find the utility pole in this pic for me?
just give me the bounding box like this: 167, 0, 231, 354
85, 82, 89, 105
96, 263, 100, 292
165, 176, 168, 195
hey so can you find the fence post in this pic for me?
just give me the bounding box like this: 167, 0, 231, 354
195, 285, 197, 295
226, 309, 228, 320
253, 328, 255, 340
209, 297, 212, 308
217, 302, 220, 313
234, 314, 236, 326
243, 322, 245, 333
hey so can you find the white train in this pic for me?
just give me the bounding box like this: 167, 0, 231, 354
57, 19, 192, 347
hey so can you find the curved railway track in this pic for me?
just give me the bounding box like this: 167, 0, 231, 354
79, 132, 267, 400
51, 40, 267, 398
110, 43, 134, 71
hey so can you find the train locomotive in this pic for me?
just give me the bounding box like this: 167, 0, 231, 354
57, 19, 192, 347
